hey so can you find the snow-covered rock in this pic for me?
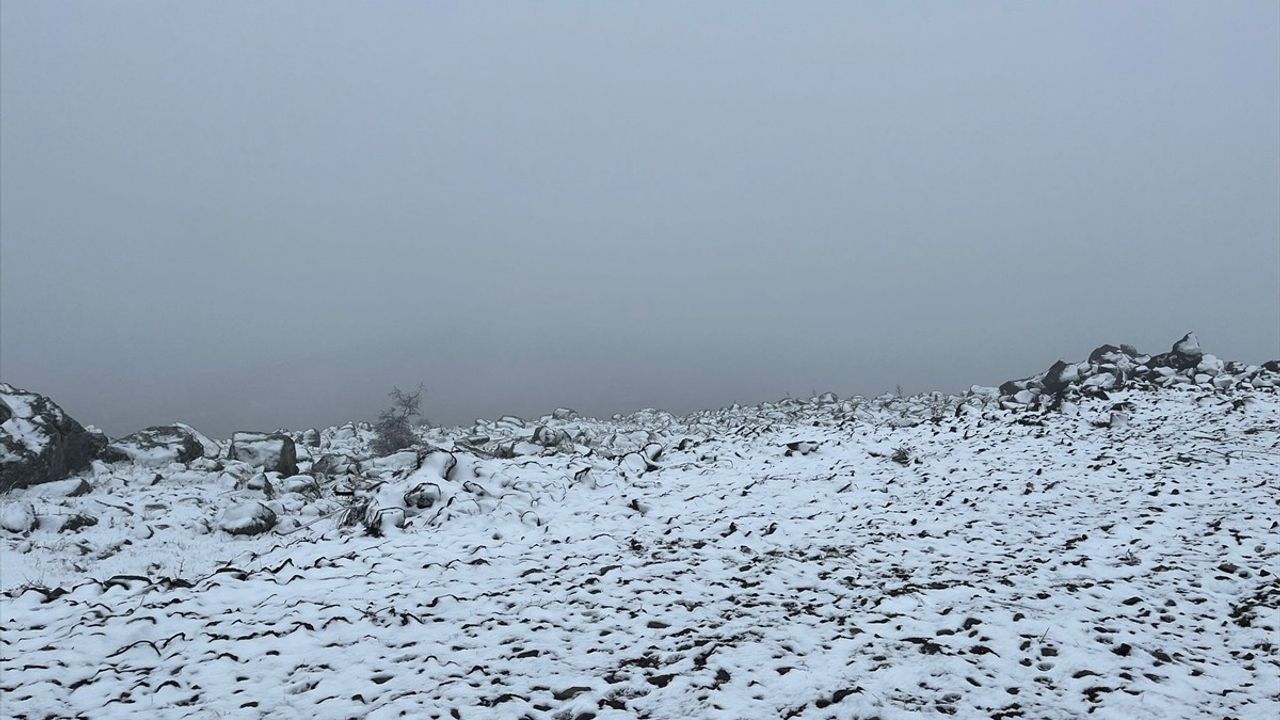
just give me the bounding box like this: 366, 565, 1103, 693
998, 333, 1279, 405
101, 425, 207, 466
0, 384, 106, 492
0, 501, 37, 533
218, 502, 277, 535
228, 432, 298, 476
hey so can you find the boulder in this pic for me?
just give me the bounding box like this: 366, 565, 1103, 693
1041, 360, 1078, 395
1087, 344, 1126, 364
551, 408, 578, 420
100, 425, 206, 467
21, 477, 92, 498
59, 513, 98, 533
218, 502, 277, 536
0, 500, 38, 533
531, 426, 570, 447
998, 379, 1025, 397
1151, 332, 1204, 370
0, 384, 107, 492
1173, 332, 1203, 360
228, 432, 298, 476
300, 428, 321, 448
311, 453, 358, 478
174, 423, 221, 457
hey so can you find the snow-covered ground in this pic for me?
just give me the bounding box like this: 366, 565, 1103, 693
2, 373, 1278, 717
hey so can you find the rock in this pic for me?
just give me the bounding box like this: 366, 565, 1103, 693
1042, 360, 1079, 395
218, 502, 277, 535
1088, 344, 1126, 364
228, 432, 298, 476
242, 472, 275, 496
0, 384, 107, 492
1262, 360, 1279, 373
1197, 354, 1225, 375
551, 408, 578, 420
0, 501, 38, 533
999, 380, 1024, 397
174, 423, 221, 457
1173, 332, 1203, 359
100, 425, 206, 467
784, 440, 820, 456
1082, 372, 1117, 389
311, 453, 358, 478
816, 392, 839, 404
531, 426, 570, 447
21, 477, 92, 498
59, 513, 98, 533
282, 475, 320, 495
300, 428, 321, 447
360, 450, 420, 476
1151, 332, 1204, 370
494, 440, 544, 458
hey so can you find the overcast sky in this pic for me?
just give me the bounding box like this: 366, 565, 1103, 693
2, 2, 1277, 438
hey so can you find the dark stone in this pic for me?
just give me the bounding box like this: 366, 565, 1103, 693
1172, 332, 1202, 359
1087, 345, 1124, 364
0, 384, 107, 493
1041, 360, 1074, 395
59, 513, 99, 533
1263, 360, 1280, 373
1146, 333, 1204, 371
998, 380, 1023, 397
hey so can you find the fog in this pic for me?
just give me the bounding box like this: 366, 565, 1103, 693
2, 2, 1277, 438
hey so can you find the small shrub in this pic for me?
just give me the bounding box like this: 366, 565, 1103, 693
891, 445, 914, 466
372, 384, 425, 456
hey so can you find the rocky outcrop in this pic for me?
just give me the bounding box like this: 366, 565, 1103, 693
100, 425, 207, 467
228, 432, 298, 476
998, 334, 1279, 409
0, 384, 106, 493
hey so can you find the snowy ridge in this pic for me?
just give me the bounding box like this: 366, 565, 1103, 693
1, 339, 1279, 718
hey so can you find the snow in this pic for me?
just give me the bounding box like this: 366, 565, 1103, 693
1, 380, 1278, 718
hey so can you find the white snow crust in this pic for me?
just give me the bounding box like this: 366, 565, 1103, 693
1, 384, 1278, 719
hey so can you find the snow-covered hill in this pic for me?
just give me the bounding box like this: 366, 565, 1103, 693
2, 336, 1278, 719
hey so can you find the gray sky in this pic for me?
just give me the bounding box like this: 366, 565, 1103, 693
2, 2, 1278, 438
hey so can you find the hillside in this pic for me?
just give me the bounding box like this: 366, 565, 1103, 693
2, 335, 1278, 719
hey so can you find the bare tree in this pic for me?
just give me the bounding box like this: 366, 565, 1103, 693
371, 383, 425, 455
